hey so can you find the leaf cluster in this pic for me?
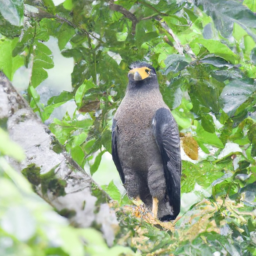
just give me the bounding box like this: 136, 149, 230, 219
1, 0, 256, 255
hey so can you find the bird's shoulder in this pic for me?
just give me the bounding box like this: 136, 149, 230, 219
152, 107, 179, 143
152, 108, 174, 127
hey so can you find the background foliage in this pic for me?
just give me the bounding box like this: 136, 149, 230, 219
1, 0, 256, 255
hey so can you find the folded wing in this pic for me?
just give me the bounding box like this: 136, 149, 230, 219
112, 119, 125, 183
152, 108, 181, 219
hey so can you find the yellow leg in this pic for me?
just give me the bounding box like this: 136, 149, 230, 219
152, 197, 159, 218
135, 196, 140, 201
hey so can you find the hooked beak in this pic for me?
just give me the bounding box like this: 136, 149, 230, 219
128, 69, 143, 81
128, 69, 144, 81
133, 71, 142, 81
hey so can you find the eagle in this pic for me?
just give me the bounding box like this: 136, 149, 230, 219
112, 62, 181, 221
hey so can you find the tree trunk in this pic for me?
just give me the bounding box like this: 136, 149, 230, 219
0, 72, 118, 245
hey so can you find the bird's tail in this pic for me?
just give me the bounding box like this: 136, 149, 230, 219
158, 198, 179, 221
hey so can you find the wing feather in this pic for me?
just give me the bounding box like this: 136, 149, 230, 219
112, 119, 125, 184
152, 108, 181, 220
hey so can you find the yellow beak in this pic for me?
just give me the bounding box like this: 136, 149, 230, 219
128, 67, 150, 81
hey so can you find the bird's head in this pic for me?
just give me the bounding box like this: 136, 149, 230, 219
127, 62, 158, 91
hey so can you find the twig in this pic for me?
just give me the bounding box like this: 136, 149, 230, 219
109, 0, 138, 35
141, 13, 161, 20
24, 6, 104, 44
156, 17, 184, 55
139, 1, 168, 17
55, 15, 104, 44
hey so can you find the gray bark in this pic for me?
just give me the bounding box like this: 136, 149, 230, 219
0, 72, 118, 246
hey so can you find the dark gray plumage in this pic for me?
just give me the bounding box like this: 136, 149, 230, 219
112, 62, 181, 221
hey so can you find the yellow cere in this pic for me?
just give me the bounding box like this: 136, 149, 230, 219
129, 67, 151, 80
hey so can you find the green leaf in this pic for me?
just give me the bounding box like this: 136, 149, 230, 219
48, 91, 73, 105
71, 146, 84, 166
0, 158, 32, 193
120, 194, 131, 206
90, 151, 106, 175
233, 23, 248, 43
102, 180, 121, 202
49, 122, 73, 145
29, 86, 45, 115
164, 54, 189, 74
250, 47, 256, 65
12, 27, 34, 57
42, 0, 56, 15
135, 20, 158, 46
251, 144, 256, 157
195, 122, 224, 148
102, 130, 112, 153
75, 79, 96, 107
42, 103, 67, 122
60, 227, 85, 256
248, 124, 256, 151
243, 35, 256, 57
41, 91, 73, 121
63, 0, 73, 10
70, 119, 93, 129
171, 98, 193, 129
212, 174, 238, 199
181, 160, 227, 193
196, 0, 256, 40
172, 111, 191, 129
75, 83, 86, 107
78, 228, 107, 248
11, 55, 24, 80
243, 0, 256, 12
0, 40, 12, 79
78, 228, 134, 256
0, 128, 25, 161
162, 78, 183, 109
193, 38, 238, 63
72, 132, 87, 147
0, 0, 24, 26
200, 56, 233, 68
188, 64, 224, 114
31, 42, 54, 87
2, 206, 36, 241
220, 79, 256, 116
57, 23, 75, 50
30, 68, 47, 89
201, 114, 215, 133
0, 11, 21, 37
116, 26, 128, 42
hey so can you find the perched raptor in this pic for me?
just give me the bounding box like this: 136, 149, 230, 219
112, 62, 181, 221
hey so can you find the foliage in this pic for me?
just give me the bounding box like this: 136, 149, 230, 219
0, 129, 134, 256
1, 0, 256, 255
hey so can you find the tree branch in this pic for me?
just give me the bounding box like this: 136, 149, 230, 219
155, 17, 196, 58
155, 16, 184, 55
109, 0, 138, 35
24, 6, 104, 44
0, 72, 119, 246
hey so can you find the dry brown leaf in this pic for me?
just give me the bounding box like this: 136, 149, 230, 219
78, 100, 100, 112
181, 136, 199, 160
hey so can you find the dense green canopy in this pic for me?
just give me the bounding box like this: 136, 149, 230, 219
1, 0, 256, 255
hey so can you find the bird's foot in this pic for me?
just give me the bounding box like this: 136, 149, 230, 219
152, 197, 159, 219
132, 196, 143, 206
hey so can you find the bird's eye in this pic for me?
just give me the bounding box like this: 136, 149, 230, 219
145, 69, 150, 74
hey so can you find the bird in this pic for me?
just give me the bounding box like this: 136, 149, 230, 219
112, 61, 181, 221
